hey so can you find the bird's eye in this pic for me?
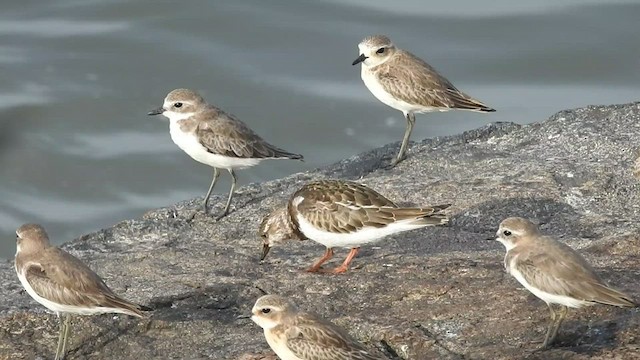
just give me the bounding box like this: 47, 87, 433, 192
260, 233, 268, 239
261, 308, 271, 314
174, 102, 183, 108
503, 230, 512, 236
376, 47, 385, 54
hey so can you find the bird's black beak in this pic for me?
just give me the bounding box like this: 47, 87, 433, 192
236, 314, 251, 320
260, 243, 271, 261
352, 54, 368, 66
147, 106, 165, 116
485, 236, 496, 241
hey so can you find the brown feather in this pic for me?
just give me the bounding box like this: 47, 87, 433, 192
19, 247, 145, 317
180, 106, 303, 160
509, 237, 636, 308
375, 50, 494, 112
289, 180, 449, 234
283, 311, 387, 360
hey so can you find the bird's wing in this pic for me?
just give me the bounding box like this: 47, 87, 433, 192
376, 51, 493, 112
24, 248, 145, 315
285, 313, 386, 360
292, 180, 448, 233
513, 243, 636, 307
195, 108, 302, 160
291, 180, 399, 233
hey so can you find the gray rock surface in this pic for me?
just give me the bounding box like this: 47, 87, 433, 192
1, 102, 640, 360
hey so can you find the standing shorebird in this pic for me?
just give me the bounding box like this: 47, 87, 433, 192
259, 179, 450, 273
247, 295, 386, 360
494, 217, 637, 348
14, 224, 148, 360
352, 35, 495, 167
148, 88, 303, 219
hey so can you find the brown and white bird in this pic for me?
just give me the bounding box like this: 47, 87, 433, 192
495, 217, 637, 348
259, 179, 450, 273
352, 35, 495, 167
148, 88, 303, 219
14, 224, 148, 360
248, 295, 386, 360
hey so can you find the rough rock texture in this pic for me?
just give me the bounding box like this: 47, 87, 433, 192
1, 102, 640, 360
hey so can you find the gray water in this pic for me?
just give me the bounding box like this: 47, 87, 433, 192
1, 0, 640, 259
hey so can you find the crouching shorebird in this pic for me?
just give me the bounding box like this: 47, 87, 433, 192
259, 179, 450, 273
352, 35, 495, 167
14, 224, 149, 360
495, 217, 637, 348
246, 295, 386, 360
148, 88, 303, 219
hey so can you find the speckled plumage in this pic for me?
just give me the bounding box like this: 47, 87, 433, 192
251, 295, 386, 360
259, 179, 450, 272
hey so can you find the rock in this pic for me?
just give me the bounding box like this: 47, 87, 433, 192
1, 102, 640, 360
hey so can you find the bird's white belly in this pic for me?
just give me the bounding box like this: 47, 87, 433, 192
508, 258, 589, 309
295, 212, 425, 249
361, 68, 445, 114
169, 123, 261, 170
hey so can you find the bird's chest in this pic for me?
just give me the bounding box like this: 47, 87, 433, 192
168, 122, 211, 162
265, 330, 303, 360
361, 69, 400, 108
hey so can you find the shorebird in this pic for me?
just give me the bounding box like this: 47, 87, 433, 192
14, 223, 149, 360
148, 88, 303, 219
247, 295, 386, 360
259, 179, 450, 273
352, 35, 495, 167
495, 217, 637, 348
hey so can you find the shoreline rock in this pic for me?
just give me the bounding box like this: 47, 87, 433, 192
1, 102, 639, 359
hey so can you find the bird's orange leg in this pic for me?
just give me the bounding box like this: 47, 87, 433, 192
306, 248, 334, 272
332, 248, 360, 274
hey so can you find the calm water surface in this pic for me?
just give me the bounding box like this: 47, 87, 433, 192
1, 0, 640, 258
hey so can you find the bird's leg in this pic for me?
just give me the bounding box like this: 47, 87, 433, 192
388, 112, 415, 168
541, 303, 557, 349
331, 247, 360, 274
544, 305, 567, 348
306, 248, 334, 272
216, 169, 236, 220
203, 168, 220, 214
54, 314, 71, 360
54, 315, 65, 360
60, 315, 71, 358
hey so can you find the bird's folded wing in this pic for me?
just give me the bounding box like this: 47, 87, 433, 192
196, 112, 301, 159
25, 249, 146, 315
294, 181, 400, 233
514, 250, 635, 306
377, 52, 490, 111
24, 258, 111, 307
286, 316, 385, 360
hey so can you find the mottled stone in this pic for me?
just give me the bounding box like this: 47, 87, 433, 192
1, 102, 639, 359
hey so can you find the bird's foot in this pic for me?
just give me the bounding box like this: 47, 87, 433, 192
383, 155, 407, 170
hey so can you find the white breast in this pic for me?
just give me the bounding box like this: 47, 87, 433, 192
507, 254, 590, 309
361, 67, 448, 114
295, 210, 426, 249
15, 265, 134, 316
265, 330, 304, 360
168, 122, 261, 170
